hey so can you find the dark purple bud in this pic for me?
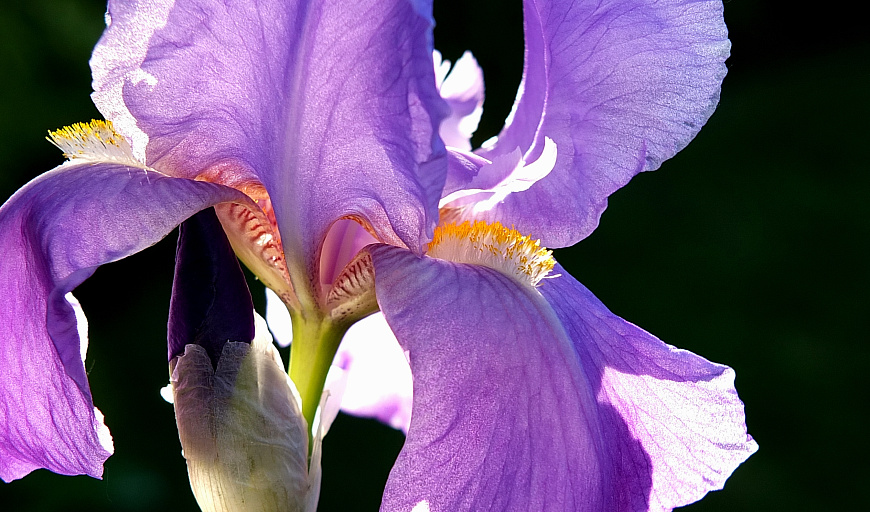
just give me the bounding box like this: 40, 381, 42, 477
168, 207, 254, 368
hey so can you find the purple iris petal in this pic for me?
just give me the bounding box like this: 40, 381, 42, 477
368, 245, 754, 511
370, 245, 611, 511
540, 264, 757, 510
475, 0, 730, 247
91, 0, 448, 270
0, 163, 249, 482
442, 148, 492, 199
168, 208, 255, 368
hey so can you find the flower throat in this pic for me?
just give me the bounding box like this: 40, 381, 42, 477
427, 221, 556, 287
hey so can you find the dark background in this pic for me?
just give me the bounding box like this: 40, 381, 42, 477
1, 0, 867, 510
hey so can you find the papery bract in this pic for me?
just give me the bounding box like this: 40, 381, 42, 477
166, 209, 316, 512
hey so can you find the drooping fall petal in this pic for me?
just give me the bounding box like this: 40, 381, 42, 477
369, 245, 612, 511
0, 163, 249, 482
368, 245, 755, 511
472, 0, 730, 247
540, 264, 757, 510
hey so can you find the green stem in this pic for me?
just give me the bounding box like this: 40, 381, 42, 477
288, 310, 348, 452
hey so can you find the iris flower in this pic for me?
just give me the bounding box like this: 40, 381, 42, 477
0, 0, 757, 510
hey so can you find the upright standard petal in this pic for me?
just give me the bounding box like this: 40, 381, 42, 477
540, 265, 757, 510
0, 163, 249, 482
91, 0, 449, 290
369, 245, 615, 511
474, 0, 730, 247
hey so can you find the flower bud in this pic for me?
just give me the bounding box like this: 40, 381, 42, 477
170, 315, 319, 512
166, 209, 321, 511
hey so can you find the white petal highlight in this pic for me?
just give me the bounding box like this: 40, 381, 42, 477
266, 286, 293, 348
333, 313, 413, 433
65, 292, 89, 365
90, 0, 176, 162
439, 137, 557, 213
434, 50, 485, 150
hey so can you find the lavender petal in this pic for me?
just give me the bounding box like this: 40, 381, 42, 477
476, 0, 730, 247
0, 163, 248, 481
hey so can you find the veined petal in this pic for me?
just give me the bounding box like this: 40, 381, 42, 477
369, 245, 611, 511
442, 148, 491, 199
91, 0, 449, 298
539, 264, 757, 510
440, 138, 557, 214
476, 0, 730, 247
369, 246, 754, 511
0, 162, 249, 482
